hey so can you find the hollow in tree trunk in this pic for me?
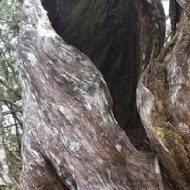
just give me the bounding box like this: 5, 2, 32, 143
17, 0, 190, 189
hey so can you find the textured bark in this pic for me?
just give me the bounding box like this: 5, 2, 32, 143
137, 4, 190, 190
133, 0, 165, 68
176, 0, 190, 13
17, 0, 190, 189
17, 0, 161, 189
42, 0, 142, 132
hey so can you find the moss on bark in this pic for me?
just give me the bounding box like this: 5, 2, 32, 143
50, 0, 142, 132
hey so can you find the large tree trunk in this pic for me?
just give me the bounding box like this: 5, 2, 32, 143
137, 1, 190, 189
42, 0, 145, 133
17, 0, 190, 189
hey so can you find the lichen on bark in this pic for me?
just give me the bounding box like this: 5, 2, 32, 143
17, 0, 190, 189
17, 0, 162, 189
137, 4, 190, 189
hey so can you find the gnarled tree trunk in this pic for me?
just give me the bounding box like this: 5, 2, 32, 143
17, 0, 190, 189
137, 9, 190, 190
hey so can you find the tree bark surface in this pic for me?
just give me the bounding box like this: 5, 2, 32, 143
137, 3, 190, 189
17, 0, 161, 189
17, 0, 190, 189
47, 0, 142, 131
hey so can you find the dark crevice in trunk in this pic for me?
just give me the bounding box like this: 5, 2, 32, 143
44, 157, 70, 190
169, 0, 182, 37
41, 0, 151, 152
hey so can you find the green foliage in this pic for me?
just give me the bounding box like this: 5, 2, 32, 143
0, 0, 22, 101
0, 0, 22, 188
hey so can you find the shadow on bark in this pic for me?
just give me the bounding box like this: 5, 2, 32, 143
17, 0, 190, 189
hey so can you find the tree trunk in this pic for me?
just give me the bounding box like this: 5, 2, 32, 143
17, 0, 190, 189
49, 0, 142, 132
137, 1, 190, 189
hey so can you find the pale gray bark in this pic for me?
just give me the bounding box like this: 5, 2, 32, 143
137, 3, 190, 189
17, 0, 161, 189
177, 0, 190, 13
17, 0, 190, 189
